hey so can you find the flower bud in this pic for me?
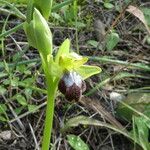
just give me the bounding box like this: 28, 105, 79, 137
24, 9, 52, 60
33, 9, 52, 57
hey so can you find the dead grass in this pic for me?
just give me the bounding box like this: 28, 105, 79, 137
0, 0, 150, 149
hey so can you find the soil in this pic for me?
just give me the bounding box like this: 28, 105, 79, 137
0, 0, 150, 150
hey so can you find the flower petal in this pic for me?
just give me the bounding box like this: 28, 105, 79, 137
55, 39, 70, 64
75, 65, 102, 79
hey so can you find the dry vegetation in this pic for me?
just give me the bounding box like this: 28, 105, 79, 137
0, 0, 150, 150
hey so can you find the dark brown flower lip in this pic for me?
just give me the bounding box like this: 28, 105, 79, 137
58, 71, 86, 101
65, 83, 82, 101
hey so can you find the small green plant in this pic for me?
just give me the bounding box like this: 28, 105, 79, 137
23, 1, 101, 149
1, 0, 150, 149
67, 134, 89, 150
103, 0, 114, 9
132, 116, 150, 150
116, 93, 150, 150
106, 30, 120, 51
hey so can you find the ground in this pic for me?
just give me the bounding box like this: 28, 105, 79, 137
0, 0, 150, 150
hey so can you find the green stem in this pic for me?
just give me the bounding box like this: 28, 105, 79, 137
42, 77, 58, 150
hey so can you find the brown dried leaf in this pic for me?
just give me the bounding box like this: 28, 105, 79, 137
79, 96, 125, 130
126, 5, 150, 34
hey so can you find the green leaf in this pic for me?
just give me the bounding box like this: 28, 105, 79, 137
113, 72, 147, 80
64, 115, 101, 129
0, 86, 6, 95
116, 93, 150, 121
144, 105, 150, 118
24, 21, 37, 48
0, 0, 26, 20
51, 13, 64, 23
106, 32, 120, 51
0, 72, 7, 78
26, 0, 34, 22
74, 21, 86, 28
11, 77, 19, 87
28, 104, 38, 113
125, 0, 132, 4
62, 115, 133, 143
0, 0, 27, 4
3, 80, 10, 86
67, 134, 89, 150
16, 65, 26, 73
34, 0, 53, 20
33, 8, 52, 58
0, 116, 7, 122
0, 104, 7, 114
141, 7, 150, 26
14, 107, 24, 115
21, 77, 35, 86
75, 65, 102, 79
13, 94, 27, 106
52, 0, 74, 12
87, 40, 99, 48
104, 2, 114, 9
24, 88, 32, 100
146, 36, 150, 45
133, 116, 150, 150
55, 39, 70, 64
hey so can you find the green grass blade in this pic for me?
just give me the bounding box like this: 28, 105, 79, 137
52, 0, 74, 12
88, 56, 150, 71
0, 22, 24, 38
0, 0, 26, 20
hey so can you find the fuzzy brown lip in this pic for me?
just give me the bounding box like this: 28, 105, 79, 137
58, 71, 86, 101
